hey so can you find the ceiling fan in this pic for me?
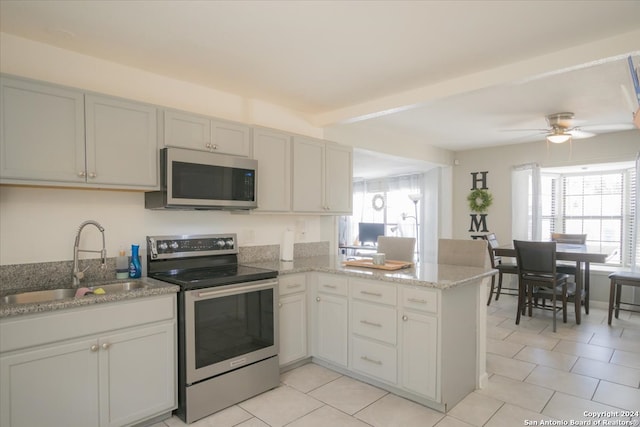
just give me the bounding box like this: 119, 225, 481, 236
505, 111, 633, 144
542, 112, 593, 144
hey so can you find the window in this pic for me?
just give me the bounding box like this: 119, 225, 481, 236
339, 174, 423, 253
540, 163, 636, 267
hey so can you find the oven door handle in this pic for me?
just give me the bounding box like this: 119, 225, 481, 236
194, 279, 278, 299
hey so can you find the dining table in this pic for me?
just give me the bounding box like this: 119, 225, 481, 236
493, 243, 608, 324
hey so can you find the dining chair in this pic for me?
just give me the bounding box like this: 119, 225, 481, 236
513, 240, 572, 332
607, 271, 640, 324
473, 234, 518, 305
551, 233, 589, 313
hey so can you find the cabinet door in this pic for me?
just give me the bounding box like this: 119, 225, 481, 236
164, 110, 211, 151
211, 119, 251, 157
0, 77, 85, 183
400, 311, 438, 400
279, 293, 307, 366
314, 293, 348, 367
253, 128, 291, 211
325, 144, 352, 213
99, 322, 176, 427
292, 136, 324, 212
85, 95, 158, 188
0, 338, 99, 427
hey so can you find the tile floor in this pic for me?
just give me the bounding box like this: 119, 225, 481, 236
153, 295, 640, 427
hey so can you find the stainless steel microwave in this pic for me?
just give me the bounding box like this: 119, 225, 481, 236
145, 148, 258, 210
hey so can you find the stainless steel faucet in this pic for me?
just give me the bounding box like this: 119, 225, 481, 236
72, 220, 107, 286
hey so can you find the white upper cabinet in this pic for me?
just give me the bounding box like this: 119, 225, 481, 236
164, 110, 251, 157
252, 127, 291, 212
0, 76, 158, 189
292, 136, 352, 214
325, 143, 353, 213
85, 95, 158, 188
0, 77, 86, 183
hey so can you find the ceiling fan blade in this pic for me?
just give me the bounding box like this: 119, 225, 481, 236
567, 129, 595, 139
500, 129, 548, 133
579, 123, 636, 132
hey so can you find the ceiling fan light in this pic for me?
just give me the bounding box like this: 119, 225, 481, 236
547, 134, 572, 144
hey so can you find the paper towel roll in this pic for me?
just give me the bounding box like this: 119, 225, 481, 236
281, 230, 294, 261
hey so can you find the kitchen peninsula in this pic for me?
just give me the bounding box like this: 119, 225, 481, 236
246, 255, 497, 413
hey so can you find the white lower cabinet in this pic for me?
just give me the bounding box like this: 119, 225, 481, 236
278, 274, 308, 366
0, 337, 100, 427
400, 286, 439, 401
400, 311, 438, 400
0, 296, 177, 427
350, 279, 397, 384
99, 322, 175, 427
308, 273, 480, 412
313, 274, 348, 367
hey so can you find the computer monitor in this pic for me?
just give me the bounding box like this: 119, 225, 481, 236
358, 222, 385, 246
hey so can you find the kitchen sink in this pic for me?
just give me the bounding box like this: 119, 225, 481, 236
1, 288, 77, 305
1, 281, 149, 305
88, 282, 148, 293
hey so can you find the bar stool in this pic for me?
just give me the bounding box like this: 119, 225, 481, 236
608, 271, 640, 325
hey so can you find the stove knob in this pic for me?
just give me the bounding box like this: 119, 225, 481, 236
216, 240, 226, 249
158, 242, 168, 251
225, 239, 234, 248
170, 241, 179, 250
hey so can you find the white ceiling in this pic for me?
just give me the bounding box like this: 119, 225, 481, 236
1, 0, 639, 176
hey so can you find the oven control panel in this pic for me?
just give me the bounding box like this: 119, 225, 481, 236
147, 233, 237, 259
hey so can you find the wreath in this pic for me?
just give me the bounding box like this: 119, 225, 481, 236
372, 194, 385, 211
467, 189, 493, 213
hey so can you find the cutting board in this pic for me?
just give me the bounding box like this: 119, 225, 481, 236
342, 259, 413, 270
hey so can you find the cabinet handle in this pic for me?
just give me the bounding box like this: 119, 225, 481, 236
205, 143, 212, 149
278, 302, 282, 308
90, 344, 99, 352
88, 172, 96, 179
316, 297, 321, 302
322, 284, 337, 289
361, 290, 382, 297
286, 284, 302, 289
408, 297, 428, 304
101, 342, 110, 350
402, 315, 408, 321
78, 171, 86, 177
360, 319, 382, 327
360, 356, 382, 365
212, 144, 218, 150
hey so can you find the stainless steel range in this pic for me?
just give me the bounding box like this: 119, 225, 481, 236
146, 233, 279, 424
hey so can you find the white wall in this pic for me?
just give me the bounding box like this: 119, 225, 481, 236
0, 186, 332, 264
451, 131, 639, 242
452, 130, 640, 303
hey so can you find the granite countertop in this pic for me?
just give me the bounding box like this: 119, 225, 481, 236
1, 256, 496, 319
244, 256, 497, 289
0, 277, 179, 318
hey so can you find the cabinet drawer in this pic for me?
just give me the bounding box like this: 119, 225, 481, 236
351, 336, 397, 384
279, 274, 307, 296
350, 279, 396, 305
317, 274, 348, 296
351, 301, 396, 345
0, 295, 176, 353
401, 287, 438, 314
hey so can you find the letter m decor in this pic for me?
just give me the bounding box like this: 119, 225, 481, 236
468, 214, 488, 232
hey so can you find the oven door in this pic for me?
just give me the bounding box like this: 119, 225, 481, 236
184, 279, 278, 384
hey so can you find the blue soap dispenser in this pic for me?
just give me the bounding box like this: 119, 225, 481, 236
129, 244, 142, 278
